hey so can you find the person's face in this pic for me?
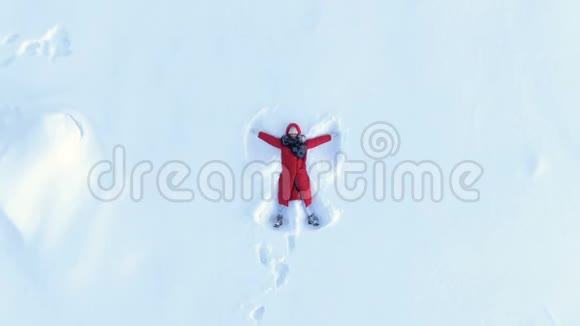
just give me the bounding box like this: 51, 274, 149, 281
288, 132, 298, 139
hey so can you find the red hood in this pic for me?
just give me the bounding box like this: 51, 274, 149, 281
285, 122, 302, 135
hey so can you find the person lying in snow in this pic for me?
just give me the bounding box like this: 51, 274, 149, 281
252, 123, 332, 227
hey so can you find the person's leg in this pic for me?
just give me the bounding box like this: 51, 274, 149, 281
301, 198, 319, 226
274, 203, 287, 228
294, 171, 312, 207
303, 201, 313, 216
294, 173, 319, 226
278, 204, 288, 216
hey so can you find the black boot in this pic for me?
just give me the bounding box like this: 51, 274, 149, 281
307, 214, 320, 226
273, 214, 284, 228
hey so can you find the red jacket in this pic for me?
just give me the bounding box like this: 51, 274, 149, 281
258, 123, 331, 207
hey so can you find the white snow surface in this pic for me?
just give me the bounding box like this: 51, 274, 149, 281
2, 1, 580, 325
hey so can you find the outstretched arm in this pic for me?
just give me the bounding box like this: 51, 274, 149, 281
258, 131, 282, 149
307, 134, 332, 149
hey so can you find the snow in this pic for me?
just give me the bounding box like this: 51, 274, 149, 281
0, 25, 71, 66
1, 0, 580, 325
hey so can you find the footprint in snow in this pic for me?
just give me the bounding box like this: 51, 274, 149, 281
272, 261, 289, 288
285, 234, 296, 253
257, 243, 272, 266
249, 305, 265, 324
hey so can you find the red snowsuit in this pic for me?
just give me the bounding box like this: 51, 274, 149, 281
258, 123, 332, 207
